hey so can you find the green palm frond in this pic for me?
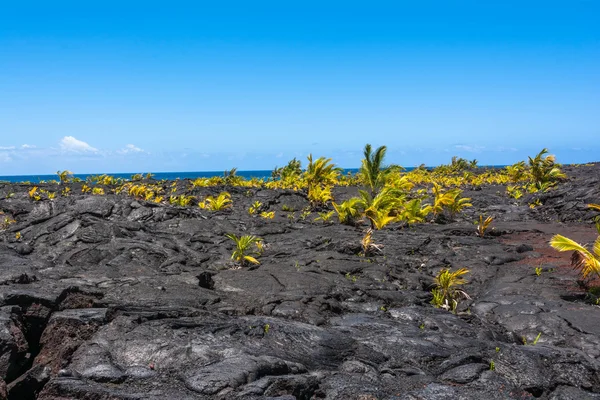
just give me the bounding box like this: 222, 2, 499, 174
550, 234, 600, 279
225, 233, 263, 266
588, 204, 600, 212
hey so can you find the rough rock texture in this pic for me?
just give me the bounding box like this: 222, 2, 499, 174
0, 163, 599, 399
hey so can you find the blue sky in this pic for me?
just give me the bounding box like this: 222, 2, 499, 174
1, 1, 599, 174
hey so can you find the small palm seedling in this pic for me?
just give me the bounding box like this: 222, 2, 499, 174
170, 195, 195, 207
28, 187, 41, 201
57, 170, 73, 184
314, 210, 335, 223
299, 207, 312, 221
332, 198, 361, 225
430, 267, 471, 313
506, 185, 524, 200
307, 185, 333, 208
361, 228, 383, 256
1, 213, 16, 230
476, 215, 494, 237
248, 200, 263, 215
92, 187, 105, 196
529, 199, 542, 209
281, 204, 295, 212
357, 187, 404, 229
225, 234, 263, 267
260, 211, 275, 219
589, 204, 600, 234
398, 198, 432, 226
549, 234, 600, 281
304, 155, 341, 191
199, 192, 232, 211
528, 148, 566, 189
431, 183, 464, 218
359, 143, 400, 196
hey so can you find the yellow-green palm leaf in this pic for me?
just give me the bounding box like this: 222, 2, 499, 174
550, 234, 600, 279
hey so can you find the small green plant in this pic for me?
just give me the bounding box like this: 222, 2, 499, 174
360, 228, 383, 256
294, 261, 301, 271
260, 211, 275, 219
200, 192, 232, 211
529, 198, 542, 209
299, 207, 312, 221
248, 201, 263, 215
550, 234, 600, 281
225, 234, 264, 267
170, 195, 194, 207
263, 324, 270, 334
535, 266, 543, 276
594, 216, 600, 235
495, 347, 500, 353
314, 210, 335, 223
533, 332, 542, 345
345, 272, 358, 283
430, 268, 470, 312
419, 323, 425, 330
281, 204, 295, 212
57, 170, 74, 183
506, 185, 524, 200
476, 215, 494, 237
28, 187, 41, 201
332, 197, 362, 225
287, 212, 296, 222
489, 361, 495, 371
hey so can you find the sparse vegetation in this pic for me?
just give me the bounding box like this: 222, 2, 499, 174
430, 268, 470, 312
476, 215, 494, 237
550, 234, 600, 281
199, 192, 232, 211
225, 234, 264, 267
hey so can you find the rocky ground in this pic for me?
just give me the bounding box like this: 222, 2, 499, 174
1, 164, 600, 400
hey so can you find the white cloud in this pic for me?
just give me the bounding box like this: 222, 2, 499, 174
0, 153, 12, 162
454, 144, 485, 153
118, 144, 145, 155
21, 144, 36, 149
60, 136, 98, 153
275, 152, 284, 158
0, 146, 15, 150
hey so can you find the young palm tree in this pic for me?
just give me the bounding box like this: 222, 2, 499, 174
225, 234, 263, 266
56, 170, 73, 184
360, 144, 400, 196
528, 148, 566, 188
356, 187, 404, 229
398, 198, 432, 226
200, 192, 232, 211
304, 155, 341, 191
431, 268, 471, 312
549, 234, 600, 281
332, 197, 362, 225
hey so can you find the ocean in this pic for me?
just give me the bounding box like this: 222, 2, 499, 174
0, 169, 363, 183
